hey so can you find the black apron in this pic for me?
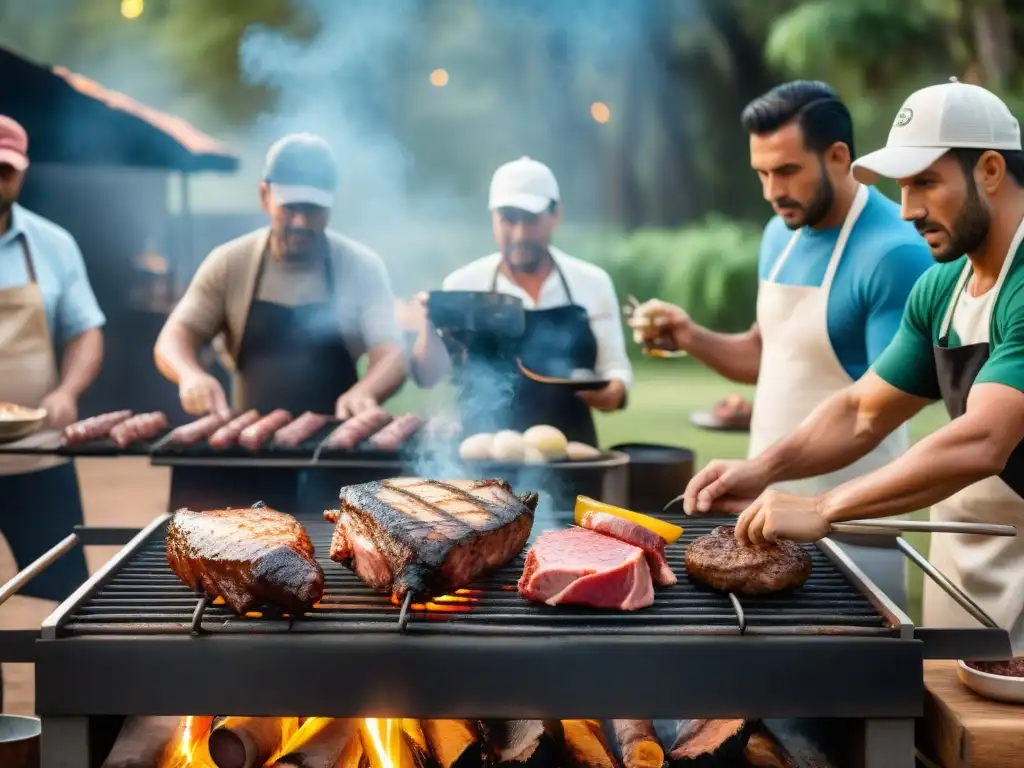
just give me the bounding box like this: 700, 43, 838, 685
455, 259, 599, 444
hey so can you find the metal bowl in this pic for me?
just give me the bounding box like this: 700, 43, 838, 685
0, 714, 40, 767
956, 659, 1024, 703
0, 405, 47, 444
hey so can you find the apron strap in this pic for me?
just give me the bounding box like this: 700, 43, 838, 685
490, 251, 575, 303
19, 235, 36, 284
767, 231, 801, 283
938, 261, 973, 342
821, 183, 869, 290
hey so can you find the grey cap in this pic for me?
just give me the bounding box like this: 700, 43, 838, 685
262, 133, 338, 207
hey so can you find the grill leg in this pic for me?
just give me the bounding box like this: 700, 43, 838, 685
41, 716, 90, 768
863, 718, 915, 768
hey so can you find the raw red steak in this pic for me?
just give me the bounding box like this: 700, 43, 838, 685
518, 528, 654, 610
579, 511, 677, 586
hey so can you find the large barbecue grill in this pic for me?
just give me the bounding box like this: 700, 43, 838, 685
11, 510, 1012, 768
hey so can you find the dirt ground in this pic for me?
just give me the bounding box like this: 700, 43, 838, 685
0, 458, 169, 715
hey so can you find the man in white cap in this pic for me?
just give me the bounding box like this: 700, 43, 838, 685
410, 156, 632, 445
682, 78, 1024, 649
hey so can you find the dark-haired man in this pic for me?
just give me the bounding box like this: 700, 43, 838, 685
633, 81, 933, 606
683, 79, 1024, 650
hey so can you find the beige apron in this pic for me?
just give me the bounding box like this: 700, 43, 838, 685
0, 235, 63, 476
748, 184, 910, 487
924, 217, 1024, 653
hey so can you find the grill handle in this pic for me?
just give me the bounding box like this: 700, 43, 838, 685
896, 537, 1000, 629
0, 533, 80, 609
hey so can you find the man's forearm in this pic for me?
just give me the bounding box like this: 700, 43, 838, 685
154, 323, 206, 384
56, 328, 103, 397
410, 326, 451, 387
356, 345, 407, 403
682, 324, 761, 384
820, 419, 1004, 522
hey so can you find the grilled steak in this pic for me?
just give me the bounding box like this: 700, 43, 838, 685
684, 526, 811, 595
166, 505, 324, 614
518, 527, 654, 610
579, 511, 676, 586
328, 478, 538, 600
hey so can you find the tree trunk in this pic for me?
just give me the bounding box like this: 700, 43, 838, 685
971, 0, 1016, 88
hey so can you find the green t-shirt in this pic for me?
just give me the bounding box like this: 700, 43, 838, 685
872, 243, 1024, 399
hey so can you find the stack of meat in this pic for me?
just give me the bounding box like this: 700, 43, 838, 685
517, 511, 677, 611
62, 410, 168, 449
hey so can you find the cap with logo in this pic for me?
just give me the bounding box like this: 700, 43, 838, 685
0, 115, 29, 172
263, 133, 338, 208
488, 156, 560, 214
852, 77, 1021, 184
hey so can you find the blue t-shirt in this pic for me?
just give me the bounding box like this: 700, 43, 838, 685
757, 187, 933, 380
0, 203, 105, 345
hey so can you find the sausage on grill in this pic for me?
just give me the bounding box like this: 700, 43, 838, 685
166, 413, 228, 446
208, 409, 260, 450
273, 411, 328, 449
109, 412, 169, 449
326, 408, 393, 450
62, 410, 133, 446
368, 413, 422, 451
238, 409, 292, 451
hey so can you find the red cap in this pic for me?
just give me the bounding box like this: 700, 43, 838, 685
0, 116, 29, 172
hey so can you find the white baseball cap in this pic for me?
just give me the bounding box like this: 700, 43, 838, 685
488, 156, 560, 214
263, 133, 338, 208
852, 78, 1021, 184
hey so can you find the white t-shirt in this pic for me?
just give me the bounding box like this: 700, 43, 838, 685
442, 247, 633, 387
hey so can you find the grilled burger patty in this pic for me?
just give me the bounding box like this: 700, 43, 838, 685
684, 526, 812, 595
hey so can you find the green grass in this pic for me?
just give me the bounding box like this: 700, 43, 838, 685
387, 360, 950, 623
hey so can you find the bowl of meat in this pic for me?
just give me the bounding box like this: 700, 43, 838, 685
0, 402, 47, 443
957, 657, 1024, 703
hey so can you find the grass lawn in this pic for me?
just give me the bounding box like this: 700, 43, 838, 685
388, 359, 951, 623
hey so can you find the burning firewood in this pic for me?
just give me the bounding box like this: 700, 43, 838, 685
560, 720, 619, 768
208, 717, 300, 768
478, 721, 562, 767
668, 720, 754, 767
423, 720, 486, 768
102, 716, 214, 768
270, 719, 361, 768
610, 721, 662, 768
742, 727, 795, 768
401, 719, 438, 768
361, 718, 431, 768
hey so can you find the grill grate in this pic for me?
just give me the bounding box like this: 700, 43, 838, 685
59, 515, 892, 638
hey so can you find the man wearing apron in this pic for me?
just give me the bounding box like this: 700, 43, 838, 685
155, 133, 405, 512
409, 157, 633, 444
684, 80, 1024, 650
632, 83, 932, 607
0, 115, 106, 705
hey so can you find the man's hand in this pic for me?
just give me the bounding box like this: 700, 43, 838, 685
682, 459, 770, 515
395, 292, 430, 333
179, 371, 230, 418
576, 378, 626, 411
735, 490, 832, 546
627, 299, 692, 352
336, 390, 379, 420
40, 388, 78, 429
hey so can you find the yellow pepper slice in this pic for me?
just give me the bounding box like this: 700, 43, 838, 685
574, 495, 683, 544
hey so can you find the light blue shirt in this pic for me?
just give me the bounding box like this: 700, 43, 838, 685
0, 203, 105, 345
757, 187, 934, 380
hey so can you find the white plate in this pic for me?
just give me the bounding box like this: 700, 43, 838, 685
957, 660, 1024, 704
0, 405, 47, 443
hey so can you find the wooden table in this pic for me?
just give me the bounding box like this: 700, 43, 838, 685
918, 660, 1024, 767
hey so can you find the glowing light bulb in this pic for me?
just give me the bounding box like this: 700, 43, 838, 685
121, 0, 144, 19
430, 69, 449, 87
590, 102, 611, 123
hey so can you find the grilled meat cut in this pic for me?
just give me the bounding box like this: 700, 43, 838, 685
273, 411, 329, 448
238, 409, 292, 450
166, 505, 324, 614
62, 410, 133, 445
325, 408, 392, 449
327, 478, 537, 600
109, 411, 168, 448
165, 413, 228, 445
518, 527, 654, 610
685, 526, 811, 595
579, 511, 676, 586
209, 409, 260, 449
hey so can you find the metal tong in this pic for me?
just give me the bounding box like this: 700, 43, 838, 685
829, 519, 1016, 537
622, 295, 688, 358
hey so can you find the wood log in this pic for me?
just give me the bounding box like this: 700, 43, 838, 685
561, 720, 619, 768
668, 720, 753, 767
423, 720, 485, 768
611, 721, 663, 768
270, 719, 361, 768
102, 716, 214, 768
478, 721, 562, 767
742, 728, 795, 768
209, 717, 299, 768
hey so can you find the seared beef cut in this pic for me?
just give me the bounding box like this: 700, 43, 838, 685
166, 505, 324, 614
579, 511, 676, 586
328, 478, 537, 600
684, 526, 811, 595
518, 528, 654, 610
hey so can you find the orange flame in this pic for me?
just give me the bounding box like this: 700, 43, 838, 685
391, 588, 479, 613
362, 718, 405, 768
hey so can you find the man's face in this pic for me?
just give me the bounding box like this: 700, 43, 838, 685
491, 206, 559, 273
898, 154, 991, 263
0, 162, 25, 217
259, 183, 331, 259
750, 122, 842, 229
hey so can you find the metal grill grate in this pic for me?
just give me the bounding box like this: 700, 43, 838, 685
59, 515, 892, 638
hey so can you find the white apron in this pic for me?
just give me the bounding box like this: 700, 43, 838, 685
748, 184, 910, 491
0, 235, 64, 476
924, 217, 1024, 652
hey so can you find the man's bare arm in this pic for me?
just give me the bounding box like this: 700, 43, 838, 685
756, 371, 933, 483
55, 328, 103, 397
681, 322, 762, 385
154, 321, 208, 385
819, 383, 1024, 522
409, 324, 451, 388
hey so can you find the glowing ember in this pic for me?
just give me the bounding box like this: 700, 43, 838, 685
391, 589, 479, 612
